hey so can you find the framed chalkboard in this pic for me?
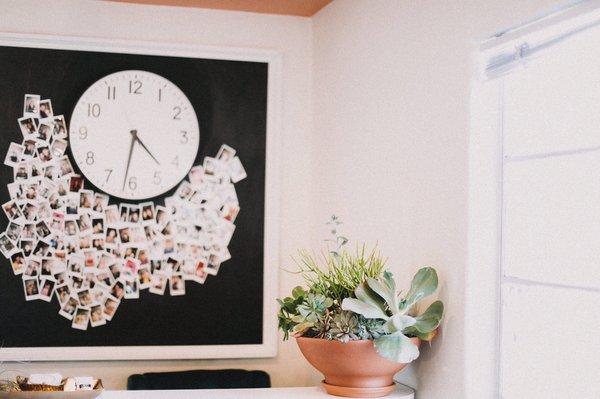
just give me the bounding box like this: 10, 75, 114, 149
0, 33, 281, 361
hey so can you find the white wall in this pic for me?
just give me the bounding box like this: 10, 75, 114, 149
311, 1, 565, 398
0, 0, 320, 389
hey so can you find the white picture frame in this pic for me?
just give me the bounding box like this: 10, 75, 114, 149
0, 32, 282, 361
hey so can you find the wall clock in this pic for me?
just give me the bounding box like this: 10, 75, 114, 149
70, 70, 200, 200
0, 34, 280, 361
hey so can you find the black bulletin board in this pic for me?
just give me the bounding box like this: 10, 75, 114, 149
0, 42, 268, 352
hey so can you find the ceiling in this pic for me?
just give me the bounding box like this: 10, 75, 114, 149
108, 0, 334, 17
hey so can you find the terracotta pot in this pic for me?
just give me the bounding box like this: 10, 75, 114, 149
296, 336, 420, 398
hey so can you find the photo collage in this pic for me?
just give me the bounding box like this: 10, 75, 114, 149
1, 95, 247, 330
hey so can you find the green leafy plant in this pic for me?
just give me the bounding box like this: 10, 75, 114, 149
277, 216, 444, 364
342, 268, 443, 362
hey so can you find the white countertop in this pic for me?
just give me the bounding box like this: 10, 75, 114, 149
98, 385, 414, 398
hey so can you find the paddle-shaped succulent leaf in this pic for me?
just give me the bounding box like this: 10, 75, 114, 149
341, 267, 442, 363
402, 300, 444, 341
400, 267, 438, 312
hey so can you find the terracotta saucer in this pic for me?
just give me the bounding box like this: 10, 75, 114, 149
322, 380, 396, 398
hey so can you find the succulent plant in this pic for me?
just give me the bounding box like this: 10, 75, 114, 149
328, 311, 360, 343
342, 268, 444, 363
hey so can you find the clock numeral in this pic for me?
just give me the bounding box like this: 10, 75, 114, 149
153, 171, 161, 185
86, 151, 95, 165
87, 103, 101, 118
172, 106, 182, 120
171, 156, 179, 167
180, 130, 188, 144
128, 177, 137, 190
158, 88, 162, 102
79, 126, 88, 139
107, 86, 116, 100
104, 169, 113, 183
129, 80, 142, 94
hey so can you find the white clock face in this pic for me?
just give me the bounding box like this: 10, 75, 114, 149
69, 70, 200, 200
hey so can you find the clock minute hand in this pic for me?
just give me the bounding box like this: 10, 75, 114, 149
134, 134, 161, 166
122, 130, 137, 191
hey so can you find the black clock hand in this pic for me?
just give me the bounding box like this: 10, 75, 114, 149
122, 130, 137, 191
134, 135, 161, 166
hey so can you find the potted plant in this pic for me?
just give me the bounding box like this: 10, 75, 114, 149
278, 217, 444, 398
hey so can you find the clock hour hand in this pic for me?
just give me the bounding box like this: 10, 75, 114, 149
134, 134, 161, 166
122, 130, 137, 191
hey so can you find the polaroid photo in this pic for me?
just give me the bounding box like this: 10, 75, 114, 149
96, 270, 113, 288
175, 181, 193, 200
160, 222, 174, 238
39, 99, 53, 119
127, 205, 140, 224
18, 117, 38, 139
110, 280, 125, 300
0, 232, 17, 258
221, 201, 240, 223
137, 266, 152, 289
105, 205, 119, 224
64, 219, 79, 237
139, 202, 155, 224
155, 205, 169, 226
123, 257, 139, 277
39, 278, 56, 302
43, 164, 57, 180
77, 213, 93, 233
188, 165, 204, 187
57, 156, 74, 177
37, 146, 53, 163
169, 274, 186, 296
55, 284, 71, 305
206, 254, 222, 276
35, 220, 51, 239
123, 278, 139, 299
54, 270, 68, 285
21, 224, 36, 240
30, 160, 42, 178
92, 237, 105, 251
163, 238, 175, 255
59, 297, 79, 320
79, 234, 93, 251
203, 157, 219, 176
4, 143, 24, 167
10, 251, 25, 275
98, 253, 117, 269
23, 181, 40, 201
23, 277, 40, 301
7, 182, 23, 200
92, 193, 109, 214
118, 227, 131, 244
228, 156, 247, 183
19, 239, 34, 257
118, 204, 130, 223
13, 162, 29, 181
79, 190, 93, 209
92, 217, 105, 235
23, 257, 40, 277
32, 239, 50, 257
72, 307, 90, 330
71, 275, 84, 290
6, 221, 23, 242
69, 175, 84, 192
216, 144, 236, 163
109, 263, 121, 280
90, 304, 106, 327
103, 296, 120, 321
51, 115, 68, 138
64, 237, 79, 255
83, 249, 98, 268
149, 272, 167, 295
129, 226, 145, 243
37, 121, 53, 142
50, 211, 65, 232
41, 257, 54, 277
22, 139, 37, 158
24, 94, 40, 117
144, 225, 156, 241
65, 194, 79, 216
105, 227, 119, 247
77, 289, 94, 307
3, 200, 23, 221
122, 246, 137, 260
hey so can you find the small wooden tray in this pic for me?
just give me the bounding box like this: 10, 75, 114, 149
0, 391, 102, 399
